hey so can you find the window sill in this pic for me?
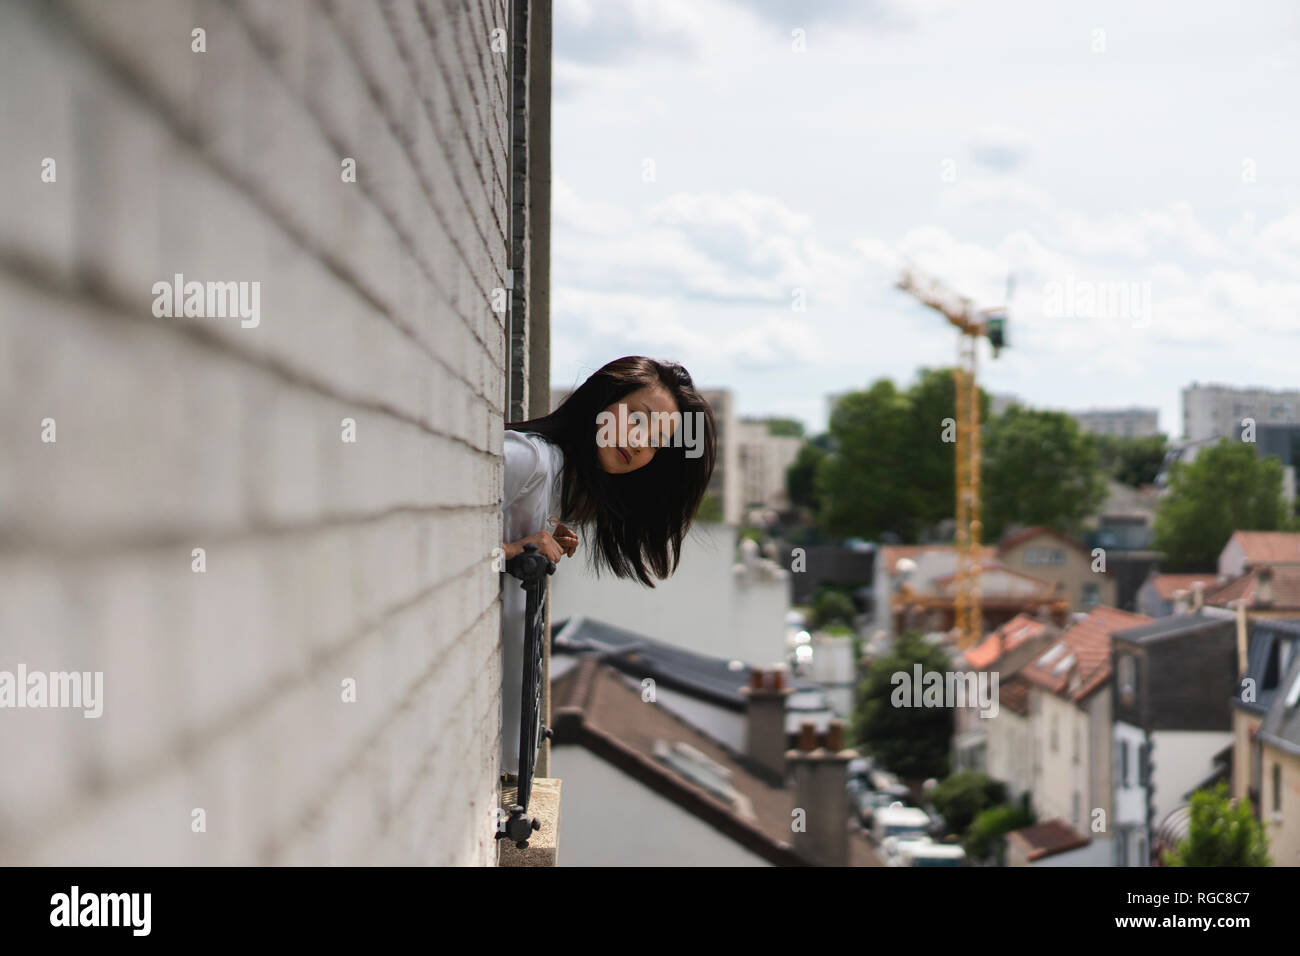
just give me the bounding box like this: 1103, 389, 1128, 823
498, 777, 562, 867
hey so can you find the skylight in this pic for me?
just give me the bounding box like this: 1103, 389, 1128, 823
1286, 671, 1300, 709
1053, 653, 1077, 676
653, 740, 754, 819
1037, 643, 1067, 667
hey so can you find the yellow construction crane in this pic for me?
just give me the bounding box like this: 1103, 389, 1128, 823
895, 270, 1009, 649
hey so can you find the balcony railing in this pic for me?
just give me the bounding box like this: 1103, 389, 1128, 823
496, 543, 555, 849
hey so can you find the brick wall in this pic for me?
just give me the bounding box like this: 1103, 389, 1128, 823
0, 0, 513, 865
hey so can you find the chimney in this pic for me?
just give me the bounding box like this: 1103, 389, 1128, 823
786, 719, 856, 866
741, 666, 792, 780
1256, 566, 1275, 607
1191, 581, 1205, 613
1172, 589, 1190, 615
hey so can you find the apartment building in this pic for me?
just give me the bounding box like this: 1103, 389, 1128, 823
1072, 407, 1160, 439
736, 419, 804, 514
701, 388, 742, 525
1110, 613, 1237, 866
1183, 382, 1300, 442
1019, 606, 1152, 865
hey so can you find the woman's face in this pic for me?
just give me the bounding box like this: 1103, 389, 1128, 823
596, 384, 679, 474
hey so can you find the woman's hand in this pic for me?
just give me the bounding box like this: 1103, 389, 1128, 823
503, 531, 564, 564
553, 522, 579, 558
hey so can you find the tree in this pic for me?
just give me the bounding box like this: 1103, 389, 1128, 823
905, 368, 993, 532
853, 631, 952, 780
786, 440, 828, 512
762, 417, 805, 438
928, 771, 1007, 837
811, 587, 856, 630
981, 405, 1109, 542
1163, 782, 1271, 867
966, 798, 1035, 865
1154, 440, 1291, 570
1094, 433, 1169, 487
696, 493, 723, 524
819, 381, 914, 540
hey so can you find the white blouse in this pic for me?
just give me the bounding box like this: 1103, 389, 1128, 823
499, 429, 565, 776
502, 430, 565, 544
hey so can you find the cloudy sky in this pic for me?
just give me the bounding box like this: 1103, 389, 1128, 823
551, 0, 1300, 437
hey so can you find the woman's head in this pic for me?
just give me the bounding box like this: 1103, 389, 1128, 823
507, 356, 717, 586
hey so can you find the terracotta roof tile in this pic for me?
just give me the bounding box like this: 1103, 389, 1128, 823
1151, 573, 1219, 601
1007, 818, 1091, 861
998, 675, 1032, 716
932, 561, 1057, 595
1230, 531, 1300, 565
961, 612, 1053, 670
1205, 565, 1300, 609
996, 525, 1088, 555
1019, 605, 1152, 702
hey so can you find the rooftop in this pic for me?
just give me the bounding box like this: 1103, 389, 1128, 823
879, 543, 996, 575
961, 612, 1057, 671
1020, 605, 1152, 702
553, 615, 823, 712
1006, 819, 1091, 862
1148, 573, 1220, 601
550, 655, 882, 866
1112, 611, 1234, 646
1258, 651, 1300, 756
1205, 565, 1300, 609
1227, 531, 1300, 565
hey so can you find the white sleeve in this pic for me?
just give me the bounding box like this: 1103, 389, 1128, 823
503, 431, 546, 514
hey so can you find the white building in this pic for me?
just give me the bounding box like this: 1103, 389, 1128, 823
1183, 382, 1300, 442
736, 420, 804, 513
1072, 407, 1160, 439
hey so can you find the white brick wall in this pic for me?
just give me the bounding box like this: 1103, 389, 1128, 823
0, 0, 511, 865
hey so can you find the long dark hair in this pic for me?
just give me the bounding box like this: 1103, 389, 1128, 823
508, 356, 717, 587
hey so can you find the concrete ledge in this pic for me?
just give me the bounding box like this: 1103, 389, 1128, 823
497, 777, 562, 867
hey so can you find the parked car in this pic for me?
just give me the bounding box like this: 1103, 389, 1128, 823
854, 790, 901, 829
881, 835, 933, 867
846, 757, 874, 781
900, 842, 967, 867
867, 769, 908, 796
870, 805, 932, 845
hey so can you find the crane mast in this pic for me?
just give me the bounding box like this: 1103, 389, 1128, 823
896, 270, 1007, 649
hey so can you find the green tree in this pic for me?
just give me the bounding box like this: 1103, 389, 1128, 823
696, 493, 723, 524
1154, 440, 1290, 570
820, 381, 914, 539
1094, 434, 1169, 487
811, 587, 856, 630
1163, 782, 1271, 867
853, 631, 952, 780
899, 368, 990, 532
929, 771, 1007, 837
966, 798, 1035, 864
762, 417, 805, 438
786, 440, 828, 512
981, 405, 1109, 542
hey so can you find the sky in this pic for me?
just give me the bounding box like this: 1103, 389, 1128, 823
551, 0, 1300, 438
